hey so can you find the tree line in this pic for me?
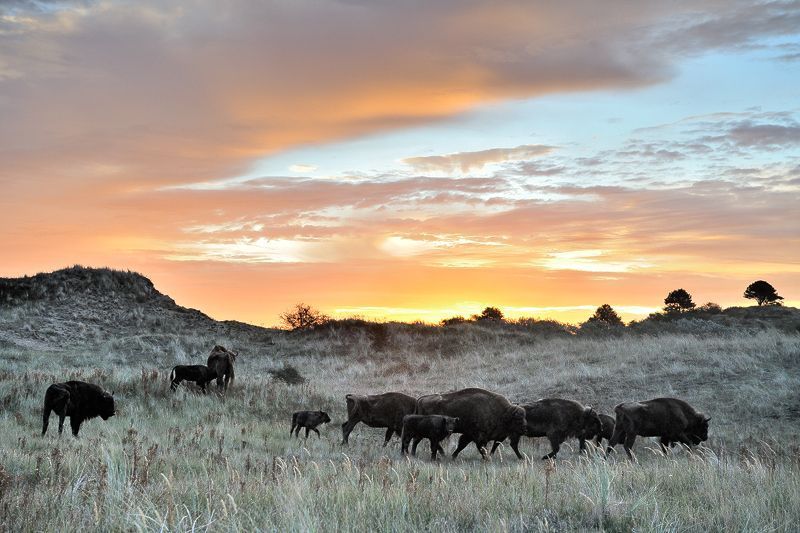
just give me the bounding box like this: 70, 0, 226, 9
280, 280, 785, 331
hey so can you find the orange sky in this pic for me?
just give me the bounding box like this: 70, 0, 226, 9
1, 1, 798, 326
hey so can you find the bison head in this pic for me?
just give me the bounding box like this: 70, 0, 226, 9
99, 392, 116, 420
581, 407, 603, 440
321, 412, 332, 424
689, 416, 710, 444
443, 416, 459, 434
508, 405, 527, 435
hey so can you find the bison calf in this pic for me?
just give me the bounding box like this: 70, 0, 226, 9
169, 365, 216, 393
42, 381, 115, 437
401, 414, 459, 460
607, 397, 710, 459
290, 410, 331, 438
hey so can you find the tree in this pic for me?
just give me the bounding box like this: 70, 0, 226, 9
585, 304, 624, 327
280, 303, 330, 331
744, 280, 783, 306
471, 306, 504, 322
663, 289, 695, 313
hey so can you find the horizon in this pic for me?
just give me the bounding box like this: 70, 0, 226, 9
2, 1, 798, 327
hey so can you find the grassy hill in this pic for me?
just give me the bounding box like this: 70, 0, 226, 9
0, 266, 278, 363
0, 266, 799, 530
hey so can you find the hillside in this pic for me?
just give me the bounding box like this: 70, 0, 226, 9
0, 266, 277, 358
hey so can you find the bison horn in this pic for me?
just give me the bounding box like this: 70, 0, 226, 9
705, 416, 711, 422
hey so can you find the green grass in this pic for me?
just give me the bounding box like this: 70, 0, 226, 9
1, 329, 799, 531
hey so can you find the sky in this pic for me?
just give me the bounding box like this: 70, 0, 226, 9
1, 0, 799, 326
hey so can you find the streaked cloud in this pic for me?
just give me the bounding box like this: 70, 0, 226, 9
402, 144, 554, 173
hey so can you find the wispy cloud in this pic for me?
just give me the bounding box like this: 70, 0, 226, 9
402, 144, 555, 173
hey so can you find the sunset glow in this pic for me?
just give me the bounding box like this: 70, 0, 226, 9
1, 1, 799, 326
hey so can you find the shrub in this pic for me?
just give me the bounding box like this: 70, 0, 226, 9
268, 364, 307, 385
280, 303, 330, 331
471, 307, 504, 322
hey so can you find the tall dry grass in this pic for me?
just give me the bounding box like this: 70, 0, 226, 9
0, 328, 799, 531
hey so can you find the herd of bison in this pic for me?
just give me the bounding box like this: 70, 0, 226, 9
41, 345, 711, 461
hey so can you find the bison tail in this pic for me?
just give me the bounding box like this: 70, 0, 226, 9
228, 364, 234, 386
42, 406, 51, 436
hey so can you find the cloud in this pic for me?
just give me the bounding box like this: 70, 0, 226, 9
289, 164, 318, 173
727, 122, 800, 148
402, 144, 555, 173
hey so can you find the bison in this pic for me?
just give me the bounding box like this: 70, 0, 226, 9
606, 397, 710, 459
42, 381, 116, 437
290, 410, 331, 438
416, 388, 527, 460
593, 413, 615, 446
206, 345, 237, 391
490, 398, 602, 460
341, 392, 417, 446
169, 364, 216, 393
400, 414, 459, 460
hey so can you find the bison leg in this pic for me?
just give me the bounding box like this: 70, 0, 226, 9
623, 433, 637, 460
475, 440, 490, 460
489, 440, 503, 455
401, 434, 410, 455
58, 415, 66, 435
606, 425, 626, 455
430, 439, 440, 460
579, 437, 588, 454
508, 434, 524, 460
382, 428, 394, 447
41, 408, 51, 436
341, 418, 359, 445
543, 435, 563, 460
70, 416, 83, 437
170, 378, 181, 391
452, 434, 472, 458
659, 437, 671, 454
411, 437, 423, 456
290, 421, 297, 437
311, 427, 321, 438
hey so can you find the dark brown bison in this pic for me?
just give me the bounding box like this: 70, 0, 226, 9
593, 413, 615, 446
290, 410, 331, 438
401, 414, 459, 460
607, 397, 710, 459
42, 381, 116, 437
490, 398, 602, 459
206, 345, 237, 390
169, 364, 217, 393
416, 388, 527, 459
341, 392, 417, 445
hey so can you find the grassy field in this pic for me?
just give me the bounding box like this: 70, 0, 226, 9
1, 327, 799, 531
